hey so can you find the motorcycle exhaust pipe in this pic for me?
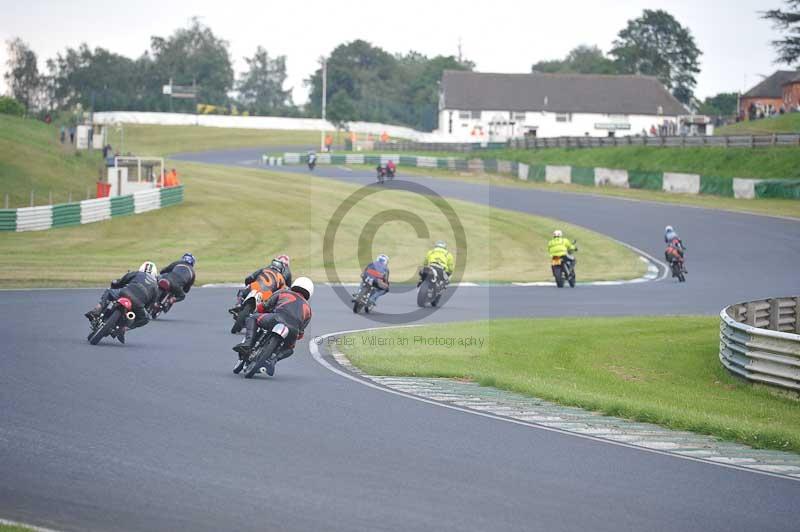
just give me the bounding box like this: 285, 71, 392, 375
126, 311, 136, 321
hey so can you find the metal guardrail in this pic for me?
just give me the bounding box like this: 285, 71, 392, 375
719, 297, 800, 391
376, 133, 800, 152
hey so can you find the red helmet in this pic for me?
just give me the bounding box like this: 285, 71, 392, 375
276, 254, 290, 266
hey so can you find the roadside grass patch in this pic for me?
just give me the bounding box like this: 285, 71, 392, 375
0, 161, 644, 287
398, 166, 800, 219
341, 316, 800, 453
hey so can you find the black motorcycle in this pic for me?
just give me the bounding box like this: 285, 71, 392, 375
353, 277, 385, 313
148, 278, 175, 319
551, 241, 577, 288
234, 321, 292, 378
669, 257, 687, 282
308, 155, 317, 171
417, 265, 447, 307
87, 297, 135, 345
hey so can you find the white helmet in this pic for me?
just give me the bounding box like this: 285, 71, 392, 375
434, 240, 447, 249
291, 277, 314, 300
665, 225, 674, 232
139, 261, 158, 276
552, 230, 563, 238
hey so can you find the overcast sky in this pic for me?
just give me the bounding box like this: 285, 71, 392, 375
0, 0, 788, 105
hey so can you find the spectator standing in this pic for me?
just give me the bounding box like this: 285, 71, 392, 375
324, 133, 333, 152
60, 125, 66, 144
69, 126, 75, 144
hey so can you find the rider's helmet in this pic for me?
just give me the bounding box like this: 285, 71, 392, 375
434, 240, 447, 249
376, 254, 389, 266
552, 230, 563, 238
181, 253, 196, 267
291, 277, 314, 300
276, 254, 290, 266
665, 225, 674, 233
268, 258, 287, 277
139, 261, 158, 277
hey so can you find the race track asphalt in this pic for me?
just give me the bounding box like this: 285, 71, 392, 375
1, 149, 799, 532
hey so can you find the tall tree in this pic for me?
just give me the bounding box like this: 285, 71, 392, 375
532, 45, 617, 75
763, 1, 800, 64
47, 44, 141, 111
609, 9, 701, 104
5, 38, 41, 112
149, 18, 234, 109
237, 46, 292, 115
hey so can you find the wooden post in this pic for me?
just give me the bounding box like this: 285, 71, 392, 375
68, 191, 72, 203
30, 190, 34, 207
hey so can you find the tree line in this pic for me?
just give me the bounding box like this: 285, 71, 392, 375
6, 5, 800, 127
3, 18, 471, 131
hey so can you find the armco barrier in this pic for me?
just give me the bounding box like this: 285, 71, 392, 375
0, 186, 184, 232
720, 297, 800, 392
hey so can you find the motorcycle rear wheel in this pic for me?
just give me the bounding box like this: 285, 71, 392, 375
89, 309, 121, 345
244, 337, 281, 378
553, 266, 565, 288
417, 279, 433, 307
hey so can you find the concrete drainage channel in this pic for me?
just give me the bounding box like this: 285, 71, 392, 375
311, 330, 800, 481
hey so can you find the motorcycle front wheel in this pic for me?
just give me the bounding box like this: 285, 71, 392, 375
244, 336, 281, 378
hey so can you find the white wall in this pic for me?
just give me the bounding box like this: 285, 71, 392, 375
438, 109, 680, 140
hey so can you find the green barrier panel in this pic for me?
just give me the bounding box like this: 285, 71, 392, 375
699, 175, 734, 197
528, 164, 546, 182
0, 209, 16, 231
486, 142, 507, 150
436, 158, 449, 169
399, 156, 417, 166
483, 159, 498, 173
330, 154, 346, 164
110, 195, 134, 217
571, 166, 595, 186
160, 186, 184, 207
51, 203, 81, 228
755, 179, 800, 199
628, 170, 663, 190
364, 155, 380, 166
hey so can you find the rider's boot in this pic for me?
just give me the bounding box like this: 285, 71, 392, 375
85, 304, 102, 321
233, 317, 256, 358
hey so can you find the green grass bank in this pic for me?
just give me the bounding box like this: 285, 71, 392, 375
341, 317, 800, 453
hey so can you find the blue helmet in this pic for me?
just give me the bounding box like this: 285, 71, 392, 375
181, 253, 196, 266
376, 254, 389, 265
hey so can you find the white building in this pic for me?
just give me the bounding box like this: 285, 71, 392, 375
437, 71, 701, 141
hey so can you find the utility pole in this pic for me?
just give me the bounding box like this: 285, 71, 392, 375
321, 57, 327, 151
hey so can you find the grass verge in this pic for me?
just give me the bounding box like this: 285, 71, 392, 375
716, 113, 800, 135
107, 124, 320, 157
0, 522, 40, 532
0, 161, 644, 287
0, 115, 104, 208
398, 166, 800, 219
340, 317, 800, 453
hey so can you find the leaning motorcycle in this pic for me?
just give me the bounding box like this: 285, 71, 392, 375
229, 288, 261, 334
551, 241, 577, 288
417, 264, 447, 307
234, 321, 292, 378
87, 297, 135, 345
148, 278, 175, 319
308, 155, 317, 171
353, 277, 385, 314
376, 165, 387, 184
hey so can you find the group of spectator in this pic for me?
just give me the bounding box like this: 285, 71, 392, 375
643, 120, 685, 137
744, 102, 800, 121
59, 124, 76, 144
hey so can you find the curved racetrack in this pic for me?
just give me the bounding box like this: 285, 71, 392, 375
1, 149, 799, 532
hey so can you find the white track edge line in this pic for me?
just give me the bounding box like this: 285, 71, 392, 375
0, 518, 61, 532
309, 326, 799, 483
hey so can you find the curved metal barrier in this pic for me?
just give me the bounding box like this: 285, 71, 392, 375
719, 297, 800, 391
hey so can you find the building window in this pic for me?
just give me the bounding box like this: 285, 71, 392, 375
513, 112, 526, 121
556, 113, 571, 123
471, 111, 482, 120
458, 111, 470, 120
